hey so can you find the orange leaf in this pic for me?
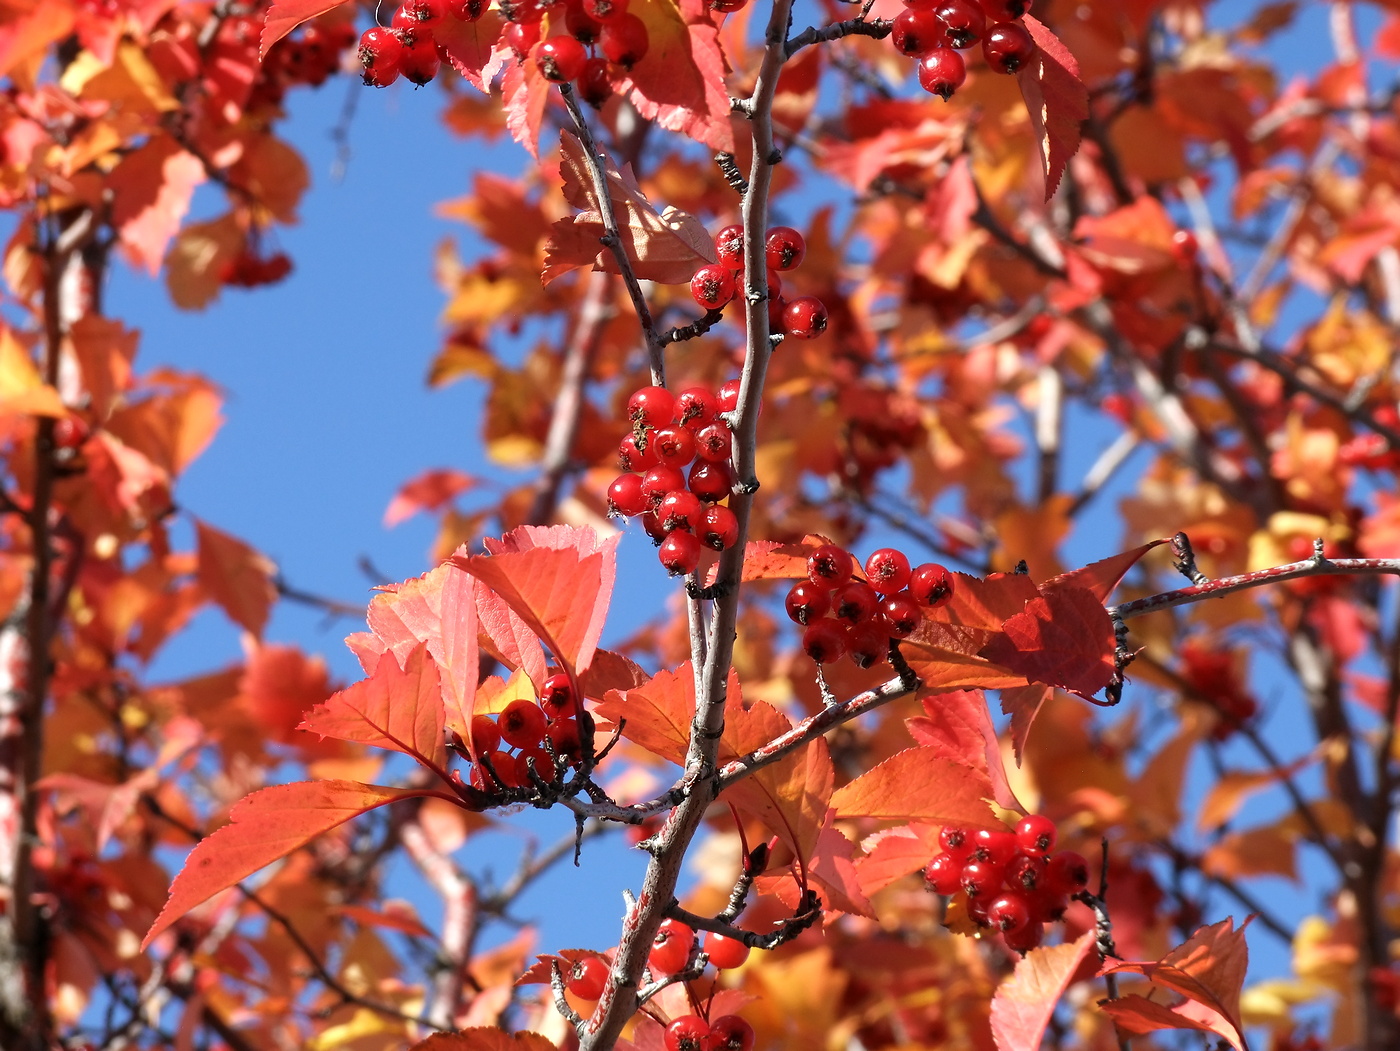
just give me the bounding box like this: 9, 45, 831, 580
1016, 16, 1087, 199
1041, 539, 1167, 602
195, 518, 277, 637
990, 932, 1096, 1051
107, 133, 206, 275
830, 746, 999, 826
593, 662, 695, 766
802, 813, 874, 917
906, 689, 1022, 813
452, 525, 618, 679
980, 586, 1116, 701
261, 0, 353, 56
299, 646, 447, 771
544, 130, 716, 285
502, 59, 551, 159
433, 10, 509, 91
406, 1029, 557, 1051
516, 948, 606, 986
1000, 684, 1052, 766
142, 780, 427, 950
384, 468, 475, 527
854, 822, 942, 896
473, 574, 549, 691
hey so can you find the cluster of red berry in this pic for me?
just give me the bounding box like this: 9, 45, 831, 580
890, 0, 1038, 100
922, 816, 1088, 953
662, 1012, 754, 1051
692, 225, 828, 341
357, 0, 482, 88
260, 19, 358, 96
513, 0, 656, 105
607, 382, 743, 575
447, 672, 584, 789
785, 544, 953, 669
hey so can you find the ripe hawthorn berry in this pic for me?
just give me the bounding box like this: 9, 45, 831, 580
714, 224, 745, 269
688, 460, 735, 503
693, 421, 732, 462
1005, 853, 1048, 893
704, 931, 750, 969
802, 619, 848, 664
478, 749, 526, 789
691, 264, 736, 310
395, 0, 447, 26
960, 858, 1006, 897
628, 385, 675, 428
566, 955, 609, 1001
599, 12, 648, 67
658, 489, 704, 532
924, 852, 963, 894
1003, 919, 1044, 953
765, 226, 806, 271
891, 7, 946, 55
641, 464, 687, 506
808, 544, 854, 587
358, 27, 404, 86
978, 0, 1030, 19
709, 1015, 755, 1051
584, 0, 627, 19
608, 473, 648, 516
1046, 850, 1089, 895
939, 825, 972, 858
546, 717, 582, 760
833, 580, 879, 623
970, 827, 1018, 864
539, 671, 575, 719
847, 622, 889, 668
917, 47, 966, 100
782, 296, 828, 339
864, 548, 912, 594
448, 0, 488, 20
659, 530, 702, 576
536, 36, 587, 81
1015, 813, 1057, 856
618, 433, 659, 472
503, 19, 540, 54
499, 698, 547, 748
674, 387, 720, 429
700, 504, 739, 550
987, 892, 1033, 934
663, 1016, 710, 1051
564, 4, 604, 42
398, 31, 442, 86
982, 20, 1037, 73
935, 0, 986, 46
578, 56, 612, 106
909, 562, 954, 606
651, 425, 697, 467
880, 593, 922, 637
716, 378, 741, 412
641, 511, 668, 545
785, 580, 832, 625
649, 918, 694, 974
470, 714, 501, 754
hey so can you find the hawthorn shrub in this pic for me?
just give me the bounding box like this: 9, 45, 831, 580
0, 1, 1398, 1051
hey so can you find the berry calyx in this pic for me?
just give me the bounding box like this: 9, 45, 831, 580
935, 0, 986, 47
539, 672, 575, 720
619, 433, 659, 472
448, 0, 488, 19
566, 955, 609, 1001
659, 530, 702, 576
704, 931, 750, 969
833, 580, 879, 623
499, 698, 547, 749
650, 918, 694, 975
864, 548, 912, 594
982, 20, 1037, 74
917, 47, 966, 100
807, 544, 854, 587
764, 226, 806, 271
536, 36, 587, 81
674, 387, 720, 429
782, 296, 828, 340
691, 264, 736, 310
693, 421, 732, 462
584, 0, 628, 18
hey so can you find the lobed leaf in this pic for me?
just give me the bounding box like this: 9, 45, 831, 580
990, 932, 1096, 1051
1016, 16, 1088, 199
831, 746, 999, 827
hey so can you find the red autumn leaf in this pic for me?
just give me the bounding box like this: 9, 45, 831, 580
142, 780, 431, 950
801, 812, 874, 917
502, 59, 552, 160
990, 932, 1096, 1051
728, 536, 830, 583
1041, 539, 1167, 602
1000, 683, 1053, 766
516, 948, 607, 986
108, 134, 206, 275
854, 822, 942, 896
906, 689, 1023, 813
900, 573, 1041, 692
980, 586, 1116, 701
432, 10, 509, 92
299, 645, 447, 771
405, 1028, 559, 1051
593, 662, 695, 766
1101, 917, 1253, 1051
1016, 16, 1088, 199
830, 746, 999, 827
260, 0, 352, 56
195, 518, 277, 637
579, 648, 650, 699
453, 525, 618, 679
384, 468, 475, 527
613, 0, 734, 153
544, 130, 716, 285
473, 574, 549, 692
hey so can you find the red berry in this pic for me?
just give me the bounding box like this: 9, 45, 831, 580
566, 955, 609, 1001
688, 460, 735, 503
475, 749, 525, 789
663, 1016, 710, 1051
864, 548, 912, 594
1029, 884, 1069, 923
1046, 850, 1090, 895
659, 531, 702, 576
578, 56, 612, 106
807, 544, 853, 587
650, 919, 695, 975
1005, 853, 1049, 893
909, 562, 955, 607
982, 20, 1036, 74
539, 671, 575, 719
599, 12, 648, 67
782, 296, 828, 340
709, 1015, 755, 1051
1003, 919, 1044, 954
537, 35, 587, 80
987, 892, 1032, 933
704, 932, 750, 970
641, 464, 687, 506
960, 858, 1006, 897
714, 224, 745, 269
584, 0, 627, 18
565, 4, 603, 42
977, 0, 1030, 19
651, 425, 697, 467
917, 47, 966, 99
674, 387, 720, 429
764, 226, 806, 271
470, 714, 501, 755
939, 826, 973, 858
693, 421, 732, 462
833, 580, 879, 624
924, 852, 963, 894
846, 622, 889, 668
398, 29, 441, 85
448, 0, 488, 19
618, 432, 659, 472
700, 505, 739, 550
641, 511, 668, 544
658, 489, 704, 532
716, 378, 742, 413
608, 473, 648, 516
802, 619, 848, 664
503, 19, 540, 54
499, 698, 548, 748
935, 0, 985, 47
891, 7, 946, 56
880, 594, 922, 638
691, 264, 736, 310
358, 27, 404, 86
1171, 228, 1199, 262
519, 745, 557, 782
970, 827, 1018, 865
501, 0, 544, 20
1015, 814, 1057, 856
395, 0, 447, 26
628, 385, 675, 429
785, 580, 832, 625
546, 717, 583, 760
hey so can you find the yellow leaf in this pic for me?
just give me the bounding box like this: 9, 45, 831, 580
0, 328, 63, 417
